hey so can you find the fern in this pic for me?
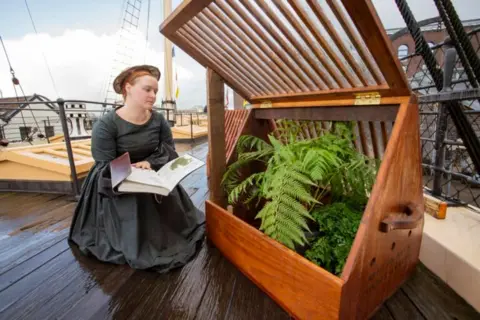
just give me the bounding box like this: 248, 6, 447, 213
222, 120, 378, 252
304, 202, 363, 275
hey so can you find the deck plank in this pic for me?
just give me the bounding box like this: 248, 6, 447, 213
384, 288, 426, 320
0, 236, 70, 291
194, 249, 238, 320
225, 269, 291, 320
30, 245, 118, 320
401, 264, 480, 320
0, 249, 75, 314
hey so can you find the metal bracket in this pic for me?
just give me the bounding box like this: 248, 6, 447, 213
354, 92, 381, 105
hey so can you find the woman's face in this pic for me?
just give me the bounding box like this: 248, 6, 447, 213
125, 75, 158, 110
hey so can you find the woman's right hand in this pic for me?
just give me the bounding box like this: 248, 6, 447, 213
132, 161, 152, 170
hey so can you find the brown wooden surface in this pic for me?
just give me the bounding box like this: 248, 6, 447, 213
159, 0, 411, 104
340, 95, 425, 319
0, 142, 478, 319
206, 68, 227, 208
254, 105, 399, 122
206, 200, 344, 319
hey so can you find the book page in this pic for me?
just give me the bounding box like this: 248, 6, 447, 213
126, 167, 166, 188
156, 154, 204, 191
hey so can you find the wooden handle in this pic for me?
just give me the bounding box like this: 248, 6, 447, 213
379, 203, 422, 233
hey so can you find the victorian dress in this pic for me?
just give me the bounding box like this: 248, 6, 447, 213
69, 108, 205, 273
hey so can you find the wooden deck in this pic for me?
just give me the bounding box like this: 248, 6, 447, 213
0, 142, 478, 320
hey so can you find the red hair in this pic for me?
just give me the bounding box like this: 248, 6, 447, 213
122, 70, 154, 99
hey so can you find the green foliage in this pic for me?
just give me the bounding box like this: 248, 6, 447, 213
304, 202, 363, 276
221, 120, 378, 256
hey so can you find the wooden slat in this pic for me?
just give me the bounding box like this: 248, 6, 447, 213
202, 9, 288, 93
207, 69, 227, 208
172, 32, 251, 100
369, 121, 381, 158
341, 0, 409, 93
255, 0, 330, 90
213, 2, 300, 92
254, 106, 399, 122
159, 0, 213, 36
325, 0, 385, 85
305, 0, 370, 86
160, 0, 410, 106
226, 0, 310, 92
192, 15, 276, 95
181, 24, 263, 95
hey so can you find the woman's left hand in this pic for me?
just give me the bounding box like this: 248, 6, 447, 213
133, 161, 152, 170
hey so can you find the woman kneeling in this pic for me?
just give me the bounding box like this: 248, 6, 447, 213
69, 65, 205, 273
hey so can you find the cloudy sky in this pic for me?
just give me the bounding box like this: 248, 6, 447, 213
0, 0, 478, 109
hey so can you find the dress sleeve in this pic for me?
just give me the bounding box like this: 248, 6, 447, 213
91, 119, 117, 162
159, 112, 175, 150
144, 112, 177, 171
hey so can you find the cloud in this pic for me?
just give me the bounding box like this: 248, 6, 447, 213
0, 28, 207, 110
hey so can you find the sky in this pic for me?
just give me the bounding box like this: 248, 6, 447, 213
0, 0, 478, 109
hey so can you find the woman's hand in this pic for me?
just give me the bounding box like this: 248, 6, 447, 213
132, 161, 152, 170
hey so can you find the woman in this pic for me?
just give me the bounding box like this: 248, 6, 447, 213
69, 65, 205, 273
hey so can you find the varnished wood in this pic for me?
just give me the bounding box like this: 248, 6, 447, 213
158, 0, 212, 36
254, 105, 399, 122
205, 200, 344, 319
159, 0, 410, 104
250, 95, 411, 108
341, 0, 410, 93
206, 69, 227, 208
340, 95, 424, 319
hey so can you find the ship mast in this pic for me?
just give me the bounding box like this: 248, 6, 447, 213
162, 0, 176, 116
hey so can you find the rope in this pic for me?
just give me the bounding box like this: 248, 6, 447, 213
433, 0, 478, 88
395, 0, 480, 174
441, 0, 480, 84
0, 35, 43, 143
24, 0, 59, 96
394, 0, 444, 90
144, 0, 151, 63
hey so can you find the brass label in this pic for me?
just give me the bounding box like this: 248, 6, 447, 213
260, 101, 272, 108
354, 92, 381, 105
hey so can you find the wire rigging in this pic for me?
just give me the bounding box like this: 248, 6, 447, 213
24, 0, 59, 96
1, 35, 44, 143
144, 0, 151, 63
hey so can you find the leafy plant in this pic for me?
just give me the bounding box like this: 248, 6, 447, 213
304, 202, 363, 275
222, 120, 378, 251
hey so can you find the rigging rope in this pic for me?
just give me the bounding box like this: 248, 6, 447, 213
441, 0, 480, 84
433, 0, 478, 88
394, 0, 480, 174
1, 35, 44, 143
144, 0, 151, 63
24, 0, 59, 96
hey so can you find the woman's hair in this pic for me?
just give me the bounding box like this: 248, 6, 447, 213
121, 70, 153, 99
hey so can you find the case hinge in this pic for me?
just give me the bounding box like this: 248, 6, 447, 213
354, 92, 381, 105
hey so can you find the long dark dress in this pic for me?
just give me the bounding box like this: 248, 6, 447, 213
69, 108, 205, 273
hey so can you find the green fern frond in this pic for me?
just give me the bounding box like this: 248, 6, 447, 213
236, 135, 272, 153
227, 172, 264, 205
223, 119, 379, 255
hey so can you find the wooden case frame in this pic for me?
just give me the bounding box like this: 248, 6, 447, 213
160, 1, 424, 319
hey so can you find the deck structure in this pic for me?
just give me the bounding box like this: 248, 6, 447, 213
0, 142, 478, 319
0, 139, 93, 194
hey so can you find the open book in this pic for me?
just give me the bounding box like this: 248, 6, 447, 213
110, 152, 204, 196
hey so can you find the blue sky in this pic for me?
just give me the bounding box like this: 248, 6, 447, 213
0, 0, 479, 108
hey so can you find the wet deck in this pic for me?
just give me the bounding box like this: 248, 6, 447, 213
0, 142, 478, 320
